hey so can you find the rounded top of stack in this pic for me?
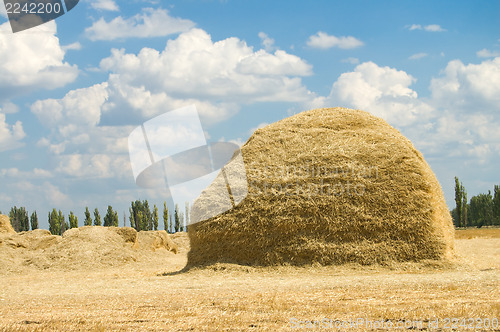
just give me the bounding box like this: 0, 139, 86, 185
188, 107, 454, 267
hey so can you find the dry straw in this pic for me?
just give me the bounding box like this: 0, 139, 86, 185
0, 218, 178, 273
188, 107, 454, 267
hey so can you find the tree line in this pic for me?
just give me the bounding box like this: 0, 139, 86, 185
1, 200, 189, 235
452, 177, 500, 227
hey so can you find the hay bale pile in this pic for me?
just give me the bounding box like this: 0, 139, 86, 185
0, 214, 15, 234
188, 107, 454, 266
0, 215, 179, 273
137, 230, 178, 253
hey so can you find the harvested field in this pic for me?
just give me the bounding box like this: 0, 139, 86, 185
0, 228, 498, 331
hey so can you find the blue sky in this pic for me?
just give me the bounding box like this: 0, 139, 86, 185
0, 0, 499, 229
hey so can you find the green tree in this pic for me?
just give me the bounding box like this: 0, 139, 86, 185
163, 202, 169, 232
129, 200, 154, 231
59, 210, 68, 235
49, 208, 60, 235
103, 205, 116, 227
493, 185, 500, 225
93, 208, 101, 226
30, 211, 38, 230
461, 185, 467, 227
174, 204, 180, 233
153, 204, 159, 231
84, 207, 92, 226
9, 207, 29, 232
129, 207, 135, 229
454, 177, 463, 227
469, 192, 494, 227
69, 211, 78, 229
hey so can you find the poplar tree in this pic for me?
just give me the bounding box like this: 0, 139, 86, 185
153, 204, 159, 231
84, 207, 92, 226
93, 208, 101, 226
163, 202, 169, 232
30, 211, 38, 230
69, 211, 78, 229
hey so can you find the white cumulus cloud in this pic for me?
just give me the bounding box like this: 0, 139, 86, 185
477, 48, 500, 58
0, 21, 78, 100
408, 24, 446, 32
85, 8, 195, 41
258, 32, 275, 52
89, 0, 119, 11
0, 113, 25, 152
306, 31, 363, 49
430, 57, 500, 112
409, 52, 428, 60
325, 61, 432, 126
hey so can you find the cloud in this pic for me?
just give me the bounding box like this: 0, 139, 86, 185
0, 102, 19, 114
306, 31, 363, 49
89, 0, 119, 11
31, 82, 109, 130
341, 57, 360, 64
62, 42, 83, 51
325, 61, 433, 126
0, 113, 25, 152
407, 24, 446, 32
99, 28, 313, 111
430, 57, 500, 112
0, 168, 53, 179
409, 52, 428, 60
85, 8, 195, 41
258, 32, 275, 52
0, 21, 78, 100
477, 48, 500, 58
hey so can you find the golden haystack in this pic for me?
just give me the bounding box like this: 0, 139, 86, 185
188, 107, 454, 266
0, 218, 180, 273
137, 230, 178, 253
0, 215, 15, 234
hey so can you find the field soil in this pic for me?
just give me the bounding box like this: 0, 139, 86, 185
0, 229, 499, 331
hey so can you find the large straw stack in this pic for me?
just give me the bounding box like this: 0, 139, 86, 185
188, 107, 454, 266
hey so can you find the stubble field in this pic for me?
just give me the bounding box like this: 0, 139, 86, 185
0, 229, 499, 331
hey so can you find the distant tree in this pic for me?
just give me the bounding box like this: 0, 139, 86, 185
493, 185, 500, 225
49, 208, 60, 235
144, 200, 152, 230
129, 200, 154, 231
103, 206, 115, 227
185, 202, 190, 232
137, 210, 144, 231
129, 207, 135, 229
454, 177, 463, 227
153, 204, 159, 231
93, 208, 101, 226
469, 192, 494, 227
84, 207, 92, 226
461, 185, 467, 227
174, 204, 180, 233
69, 211, 78, 229
30, 211, 38, 230
59, 210, 68, 235
163, 202, 168, 232
9, 207, 29, 232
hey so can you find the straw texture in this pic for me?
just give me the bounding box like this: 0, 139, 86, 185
187, 107, 454, 266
